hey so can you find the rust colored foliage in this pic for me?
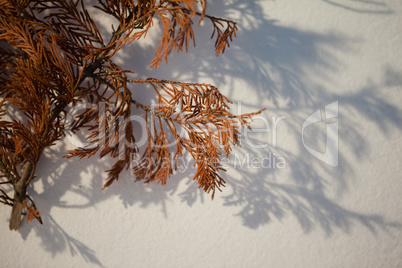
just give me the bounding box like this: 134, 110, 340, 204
0, 0, 263, 230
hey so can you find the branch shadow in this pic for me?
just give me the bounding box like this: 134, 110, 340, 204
128, 0, 401, 235
14, 143, 107, 267
12, 137, 191, 266
322, 0, 393, 14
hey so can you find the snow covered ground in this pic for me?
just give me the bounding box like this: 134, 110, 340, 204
1, 1, 401, 267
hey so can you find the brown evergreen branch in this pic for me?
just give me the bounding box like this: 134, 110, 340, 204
1, 0, 263, 230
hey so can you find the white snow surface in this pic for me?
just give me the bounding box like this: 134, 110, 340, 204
1, 1, 402, 267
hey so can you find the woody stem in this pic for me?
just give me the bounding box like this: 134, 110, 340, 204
9, 160, 33, 231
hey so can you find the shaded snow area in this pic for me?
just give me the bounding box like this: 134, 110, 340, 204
1, 1, 401, 267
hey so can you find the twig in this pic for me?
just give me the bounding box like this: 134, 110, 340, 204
0, 159, 18, 184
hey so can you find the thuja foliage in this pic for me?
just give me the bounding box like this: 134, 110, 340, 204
0, 0, 263, 230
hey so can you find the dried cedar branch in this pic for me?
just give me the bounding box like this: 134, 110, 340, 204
0, 0, 264, 231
